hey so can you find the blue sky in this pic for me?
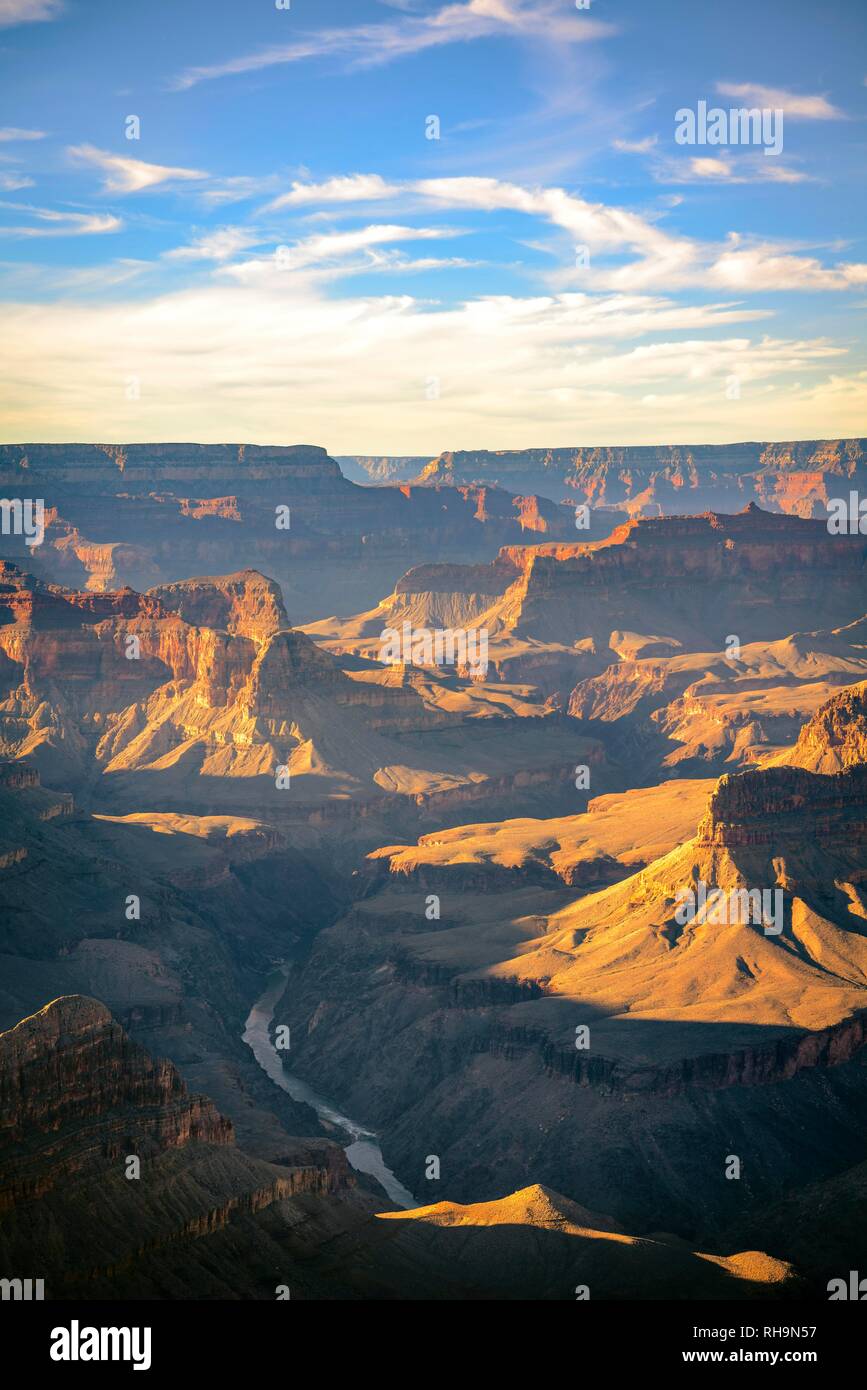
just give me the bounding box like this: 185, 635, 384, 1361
0, 0, 865, 451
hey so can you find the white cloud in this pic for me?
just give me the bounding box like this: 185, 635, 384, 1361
0, 0, 62, 26
0, 173, 34, 190
708, 238, 867, 292
689, 156, 733, 180
172, 0, 613, 89
222, 223, 462, 282
670, 155, 809, 184
0, 202, 121, 236
716, 82, 845, 119
68, 144, 209, 194
263, 174, 402, 212
1, 267, 860, 452
410, 175, 865, 293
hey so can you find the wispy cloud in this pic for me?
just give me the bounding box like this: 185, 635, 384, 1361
247, 169, 866, 298
68, 144, 209, 194
0, 172, 34, 190
716, 82, 845, 119
172, 0, 614, 90
0, 127, 47, 142
411, 175, 866, 293
0, 202, 122, 237
223, 223, 462, 281
0, 0, 62, 27
664, 154, 809, 184
613, 135, 658, 154
164, 227, 264, 262
201, 175, 281, 207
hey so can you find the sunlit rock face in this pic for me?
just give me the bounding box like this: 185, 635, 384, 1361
415, 438, 867, 514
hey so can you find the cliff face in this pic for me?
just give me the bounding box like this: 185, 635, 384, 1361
415, 439, 867, 514
0, 563, 454, 803
0, 994, 371, 1299
780, 679, 867, 773
698, 764, 867, 846
302, 504, 867, 665
0, 995, 232, 1211
489, 507, 867, 649
0, 442, 344, 488
150, 570, 289, 643
0, 443, 575, 621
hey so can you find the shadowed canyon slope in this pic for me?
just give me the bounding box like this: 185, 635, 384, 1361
0, 997, 797, 1300
273, 692, 867, 1239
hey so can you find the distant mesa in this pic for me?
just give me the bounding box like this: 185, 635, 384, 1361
407, 438, 867, 516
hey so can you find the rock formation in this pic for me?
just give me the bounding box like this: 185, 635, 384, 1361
0, 443, 576, 621
412, 438, 867, 514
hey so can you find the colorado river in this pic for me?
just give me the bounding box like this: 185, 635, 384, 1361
243, 968, 416, 1209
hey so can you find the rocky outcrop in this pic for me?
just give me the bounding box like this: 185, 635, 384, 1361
0, 994, 372, 1300
150, 570, 289, 643
698, 764, 867, 847
366, 1183, 797, 1300
0, 996, 232, 1211
781, 679, 867, 772
0, 563, 456, 798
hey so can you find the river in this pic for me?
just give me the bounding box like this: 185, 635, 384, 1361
242, 967, 417, 1209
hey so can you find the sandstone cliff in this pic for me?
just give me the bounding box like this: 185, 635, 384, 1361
777, 679, 867, 772
414, 438, 867, 515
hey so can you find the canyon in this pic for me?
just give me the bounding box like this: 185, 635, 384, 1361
406, 438, 867, 514
0, 443, 575, 622
1, 440, 867, 1301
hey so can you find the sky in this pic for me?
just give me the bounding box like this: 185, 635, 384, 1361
0, 0, 865, 453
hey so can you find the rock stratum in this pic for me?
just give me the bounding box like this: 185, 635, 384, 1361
412, 438, 867, 515
0, 442, 575, 622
